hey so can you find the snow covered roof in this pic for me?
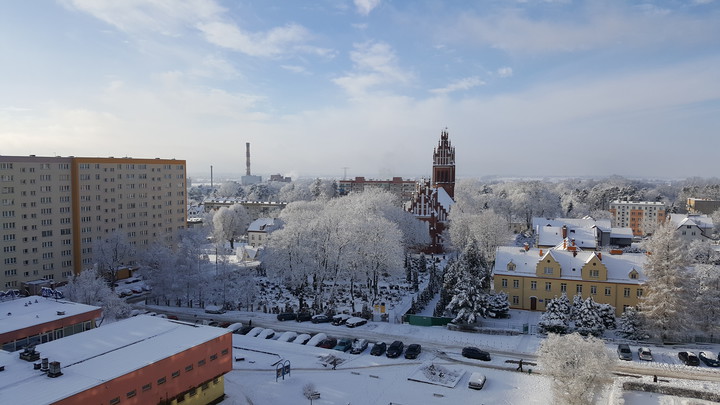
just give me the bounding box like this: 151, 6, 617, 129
494, 246, 646, 284
531, 217, 610, 230
0, 316, 229, 404
0, 298, 101, 336
669, 213, 713, 230
609, 227, 634, 239
536, 226, 596, 249
435, 186, 454, 212
247, 217, 275, 232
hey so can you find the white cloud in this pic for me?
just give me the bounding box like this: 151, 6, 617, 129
354, 0, 381, 16
197, 22, 311, 57
281, 65, 308, 74
430, 76, 485, 94
333, 41, 412, 97
497, 67, 513, 78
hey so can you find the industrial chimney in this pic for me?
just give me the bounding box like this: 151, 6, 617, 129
246, 142, 251, 176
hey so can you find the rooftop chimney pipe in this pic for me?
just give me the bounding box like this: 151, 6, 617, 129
246, 142, 251, 176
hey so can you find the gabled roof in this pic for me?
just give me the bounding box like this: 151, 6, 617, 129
669, 213, 713, 230
436, 186, 454, 212
536, 226, 596, 249
248, 217, 275, 232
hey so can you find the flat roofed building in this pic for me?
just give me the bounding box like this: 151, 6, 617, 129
609, 200, 666, 236
0, 316, 232, 405
687, 198, 720, 215
0, 298, 102, 352
0, 155, 187, 289
338, 176, 416, 201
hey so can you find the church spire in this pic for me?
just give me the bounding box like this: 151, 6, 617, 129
431, 128, 455, 199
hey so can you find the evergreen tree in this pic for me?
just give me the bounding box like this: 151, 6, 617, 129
640, 222, 693, 341
418, 253, 428, 272
574, 297, 605, 337
557, 292, 571, 318
446, 275, 488, 324
597, 303, 617, 330
539, 297, 570, 334
487, 292, 510, 318
618, 307, 646, 340
570, 293, 583, 321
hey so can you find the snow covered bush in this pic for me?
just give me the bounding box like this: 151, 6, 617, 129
537, 333, 615, 405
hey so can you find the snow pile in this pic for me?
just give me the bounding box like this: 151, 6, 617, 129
407, 363, 465, 388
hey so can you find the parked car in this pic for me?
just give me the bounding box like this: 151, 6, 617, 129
345, 316, 368, 328
311, 314, 331, 324
258, 329, 275, 339
617, 344, 633, 361
404, 344, 422, 359
306, 333, 327, 347
294, 334, 312, 345
318, 337, 338, 349
276, 331, 298, 343
350, 339, 369, 354
332, 314, 352, 326
462, 347, 491, 361
698, 351, 720, 367
167, 315, 179, 320
370, 342, 387, 356
333, 338, 353, 352
204, 305, 225, 314
246, 327, 264, 338
296, 312, 313, 322
277, 312, 297, 321
386, 340, 404, 358
638, 347, 653, 362
236, 325, 254, 335
678, 351, 700, 366
468, 372, 487, 390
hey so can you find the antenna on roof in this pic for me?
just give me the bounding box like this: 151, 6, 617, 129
342, 167, 349, 180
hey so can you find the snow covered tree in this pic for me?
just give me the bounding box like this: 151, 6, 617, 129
570, 293, 583, 321
574, 297, 605, 337
212, 204, 251, 249
617, 307, 646, 340
538, 297, 570, 334
136, 241, 177, 301
445, 275, 488, 325
215, 181, 242, 198
640, 222, 693, 341
597, 303, 617, 330
64, 268, 131, 324
537, 333, 615, 405
693, 264, 720, 337
92, 230, 135, 290
557, 293, 571, 317
486, 292, 510, 318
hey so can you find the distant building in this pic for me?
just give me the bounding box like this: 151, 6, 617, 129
269, 174, 292, 183
406, 129, 456, 253
338, 176, 416, 201
0, 316, 232, 405
241, 174, 262, 185
668, 213, 714, 243
203, 199, 287, 222
532, 216, 633, 249
686, 198, 720, 215
0, 155, 187, 290
247, 217, 278, 248
1, 298, 101, 352
609, 201, 666, 236
493, 243, 646, 316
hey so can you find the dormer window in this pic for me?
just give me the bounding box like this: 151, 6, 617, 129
507, 261, 516, 271
629, 269, 639, 279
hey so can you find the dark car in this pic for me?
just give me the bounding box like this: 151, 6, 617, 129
678, 351, 700, 366
345, 317, 368, 328
311, 314, 331, 324
332, 314, 352, 326
699, 351, 720, 367
386, 340, 404, 358
462, 347, 491, 361
236, 325, 254, 335
296, 312, 313, 322
333, 338, 353, 352
370, 342, 386, 356
277, 312, 297, 321
318, 337, 338, 349
404, 344, 422, 359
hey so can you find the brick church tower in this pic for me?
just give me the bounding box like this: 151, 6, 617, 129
431, 128, 455, 199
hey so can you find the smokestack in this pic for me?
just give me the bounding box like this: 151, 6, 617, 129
210, 165, 213, 188
246, 142, 251, 176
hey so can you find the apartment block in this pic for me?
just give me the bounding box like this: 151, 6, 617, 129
338, 176, 416, 201
609, 200, 666, 236
0, 156, 187, 290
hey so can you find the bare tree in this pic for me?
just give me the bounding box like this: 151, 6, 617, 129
537, 333, 614, 405
93, 231, 135, 290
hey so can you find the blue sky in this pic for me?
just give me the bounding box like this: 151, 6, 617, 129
1, 0, 719, 180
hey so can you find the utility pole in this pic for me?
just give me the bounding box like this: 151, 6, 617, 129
342, 167, 349, 180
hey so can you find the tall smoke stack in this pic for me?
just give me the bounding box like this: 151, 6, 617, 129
246, 142, 251, 176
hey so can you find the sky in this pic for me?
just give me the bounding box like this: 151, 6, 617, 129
1, 1, 719, 181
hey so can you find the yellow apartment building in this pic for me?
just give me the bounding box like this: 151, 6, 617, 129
493, 242, 646, 316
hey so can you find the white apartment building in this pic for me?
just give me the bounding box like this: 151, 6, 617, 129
609, 200, 666, 237
0, 156, 187, 290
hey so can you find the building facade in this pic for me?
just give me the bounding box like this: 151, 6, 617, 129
493, 243, 647, 316
337, 176, 416, 201
686, 198, 720, 215
609, 200, 666, 236
0, 156, 187, 289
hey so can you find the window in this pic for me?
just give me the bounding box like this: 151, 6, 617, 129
109, 398, 120, 405
210, 354, 218, 361
512, 280, 519, 288
623, 288, 631, 297
576, 284, 582, 294
172, 370, 180, 378
512, 296, 519, 305
157, 377, 166, 385
185, 364, 193, 372
560, 283, 567, 293
544, 267, 553, 274
605, 287, 611, 296
126, 390, 136, 399
501, 278, 508, 288
545, 282, 552, 291
221, 348, 229, 356
590, 285, 597, 295
142, 384, 152, 392
530, 281, 537, 290
636, 288, 643, 297
589, 269, 599, 278
198, 359, 206, 366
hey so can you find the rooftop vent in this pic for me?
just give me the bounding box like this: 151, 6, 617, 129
47, 361, 62, 378
56, 311, 65, 316
19, 347, 40, 362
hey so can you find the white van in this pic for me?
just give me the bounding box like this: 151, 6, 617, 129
468, 372, 486, 390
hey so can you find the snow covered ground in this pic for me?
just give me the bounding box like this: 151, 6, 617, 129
137, 304, 720, 404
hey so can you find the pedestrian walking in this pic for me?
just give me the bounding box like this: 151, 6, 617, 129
516, 359, 523, 372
